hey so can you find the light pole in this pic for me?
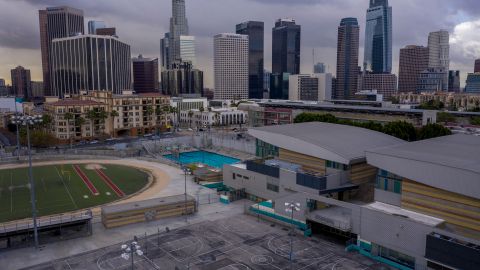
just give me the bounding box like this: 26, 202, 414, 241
285, 202, 300, 269
10, 114, 43, 249
13, 99, 21, 158
121, 238, 143, 270
182, 166, 190, 222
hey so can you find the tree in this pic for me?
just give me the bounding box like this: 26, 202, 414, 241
199, 107, 205, 112
418, 100, 444, 110
86, 109, 97, 138
417, 123, 452, 140
20, 128, 57, 148
383, 121, 417, 141
437, 112, 456, 123
64, 112, 74, 147
110, 110, 119, 137
471, 117, 480, 126
188, 110, 194, 128
41, 114, 53, 129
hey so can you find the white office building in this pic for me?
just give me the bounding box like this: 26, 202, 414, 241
180, 35, 196, 67
428, 30, 449, 91
289, 73, 332, 102
214, 33, 249, 100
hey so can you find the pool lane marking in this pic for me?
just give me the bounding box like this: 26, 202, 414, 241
73, 165, 99, 195
55, 166, 78, 209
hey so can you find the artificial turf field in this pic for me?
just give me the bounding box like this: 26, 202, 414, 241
0, 164, 149, 223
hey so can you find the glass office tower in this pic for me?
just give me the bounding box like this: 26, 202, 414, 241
364, 0, 392, 73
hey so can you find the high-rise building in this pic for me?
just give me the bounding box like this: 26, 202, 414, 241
87, 20, 106, 34
96, 27, 116, 36
39, 6, 84, 96
335, 18, 360, 100
272, 18, 301, 75
358, 73, 397, 100
179, 35, 196, 66
31, 81, 45, 97
270, 73, 290, 100
289, 73, 332, 102
132, 55, 160, 93
169, 0, 189, 65
465, 73, 480, 94
0, 79, 4, 87
398, 45, 429, 93
417, 68, 448, 93
263, 70, 271, 97
10, 66, 31, 99
0, 79, 8, 96
364, 0, 392, 73
428, 30, 449, 91
50, 35, 132, 97
161, 61, 203, 97
160, 33, 171, 70
448, 70, 461, 93
213, 33, 249, 100
236, 21, 264, 99
314, 63, 326, 74
474, 59, 480, 73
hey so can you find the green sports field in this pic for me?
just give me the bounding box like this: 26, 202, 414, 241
0, 163, 150, 223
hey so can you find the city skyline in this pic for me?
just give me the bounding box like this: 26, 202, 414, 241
0, 0, 479, 88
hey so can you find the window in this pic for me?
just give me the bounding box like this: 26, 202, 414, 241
375, 170, 402, 194
232, 173, 236, 180
267, 183, 279, 192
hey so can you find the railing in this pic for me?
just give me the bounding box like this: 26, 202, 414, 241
245, 160, 280, 178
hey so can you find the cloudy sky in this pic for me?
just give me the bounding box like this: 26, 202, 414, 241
0, 0, 479, 88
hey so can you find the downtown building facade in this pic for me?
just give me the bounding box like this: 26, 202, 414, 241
335, 18, 360, 100
271, 19, 301, 100
39, 6, 84, 96
288, 73, 332, 102
314, 63, 326, 74
417, 68, 448, 93
236, 21, 264, 99
50, 35, 132, 97
398, 45, 429, 93
358, 72, 397, 100
132, 55, 159, 93
10, 66, 31, 99
475, 59, 480, 73
213, 33, 249, 100
87, 20, 106, 34
448, 70, 461, 93
161, 61, 203, 97
161, 0, 189, 69
465, 73, 480, 94
364, 0, 392, 73
427, 30, 450, 91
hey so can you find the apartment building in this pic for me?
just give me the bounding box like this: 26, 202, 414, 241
44, 90, 170, 141
222, 123, 480, 270
179, 107, 247, 128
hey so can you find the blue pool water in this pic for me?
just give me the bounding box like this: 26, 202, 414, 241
163, 151, 240, 168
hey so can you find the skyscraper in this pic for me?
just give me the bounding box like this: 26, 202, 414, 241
428, 30, 449, 91
87, 20, 106, 34
10, 66, 31, 99
289, 73, 332, 102
398, 45, 429, 93
364, 0, 392, 73
133, 55, 160, 93
272, 18, 301, 75
179, 35, 196, 66
314, 63, 326, 74
465, 73, 480, 94
50, 35, 132, 96
335, 18, 359, 100
39, 6, 84, 96
474, 59, 480, 73
169, 0, 189, 65
160, 33, 171, 70
448, 70, 461, 93
236, 21, 264, 99
213, 33, 249, 100
161, 62, 203, 96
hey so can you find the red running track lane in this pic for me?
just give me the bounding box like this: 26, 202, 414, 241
95, 169, 125, 197
73, 165, 99, 195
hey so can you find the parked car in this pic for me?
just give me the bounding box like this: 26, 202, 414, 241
89, 140, 99, 144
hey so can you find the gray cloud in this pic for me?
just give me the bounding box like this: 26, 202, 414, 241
0, 0, 478, 87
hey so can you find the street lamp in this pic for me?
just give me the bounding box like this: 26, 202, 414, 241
10, 114, 43, 249
182, 166, 191, 222
121, 239, 143, 270
285, 202, 301, 269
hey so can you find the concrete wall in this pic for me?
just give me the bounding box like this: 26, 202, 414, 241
360, 207, 431, 269
374, 189, 401, 207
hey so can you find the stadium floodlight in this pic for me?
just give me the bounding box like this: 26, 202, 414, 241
10, 114, 43, 250
285, 201, 301, 269
121, 240, 144, 270
182, 166, 191, 222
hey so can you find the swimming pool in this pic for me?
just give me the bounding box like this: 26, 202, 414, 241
163, 151, 240, 169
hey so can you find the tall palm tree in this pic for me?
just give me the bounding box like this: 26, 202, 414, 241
64, 112, 74, 148
188, 110, 194, 128
86, 109, 97, 138
76, 116, 86, 139
110, 110, 119, 138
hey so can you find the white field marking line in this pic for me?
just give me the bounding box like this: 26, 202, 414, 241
141, 254, 161, 269
296, 253, 336, 270
165, 237, 202, 252
63, 260, 73, 270
156, 242, 184, 263
10, 172, 13, 213
0, 173, 3, 199
40, 178, 47, 192
239, 247, 283, 270
331, 258, 346, 270
159, 237, 199, 251
55, 166, 78, 209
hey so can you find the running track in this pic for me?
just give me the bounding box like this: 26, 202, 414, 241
73, 165, 99, 195
95, 169, 125, 197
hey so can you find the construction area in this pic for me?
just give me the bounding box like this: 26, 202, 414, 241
22, 214, 391, 270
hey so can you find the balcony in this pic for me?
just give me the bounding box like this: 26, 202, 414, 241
425, 232, 480, 270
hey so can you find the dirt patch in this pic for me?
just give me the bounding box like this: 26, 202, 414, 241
85, 164, 106, 170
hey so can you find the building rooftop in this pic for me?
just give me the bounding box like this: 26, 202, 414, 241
365, 202, 444, 227
48, 100, 104, 106
101, 194, 195, 215
249, 122, 404, 165
367, 134, 480, 199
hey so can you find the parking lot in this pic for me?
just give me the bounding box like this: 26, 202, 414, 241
23, 215, 391, 270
